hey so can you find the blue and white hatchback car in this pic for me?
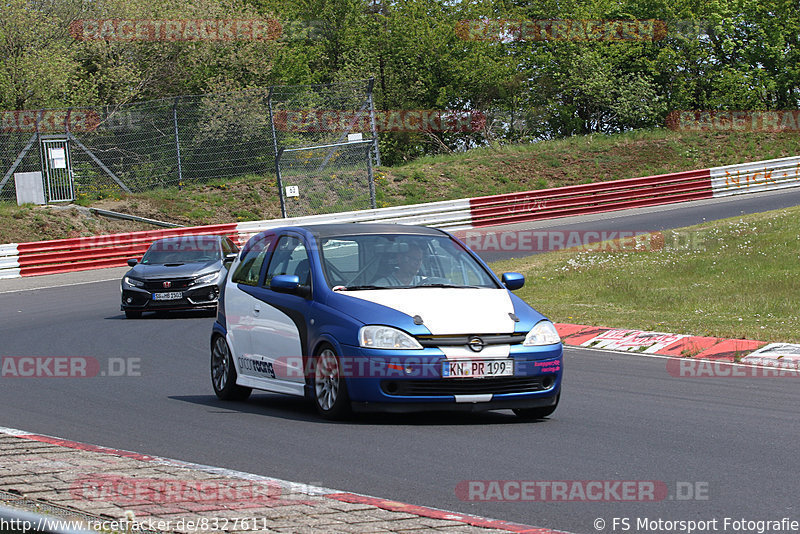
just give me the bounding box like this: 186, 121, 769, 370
210, 223, 562, 419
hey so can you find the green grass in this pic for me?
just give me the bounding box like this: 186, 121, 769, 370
377, 128, 800, 206
490, 206, 800, 343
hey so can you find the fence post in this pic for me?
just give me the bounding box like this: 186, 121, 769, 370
275, 147, 287, 218
367, 144, 376, 209
267, 87, 286, 217
173, 98, 183, 190
267, 87, 280, 162
367, 78, 381, 167
35, 111, 46, 203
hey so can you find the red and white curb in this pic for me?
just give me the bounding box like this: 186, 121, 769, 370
556, 323, 800, 366
0, 426, 564, 534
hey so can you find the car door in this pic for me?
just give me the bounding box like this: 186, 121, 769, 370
246, 232, 315, 393
224, 232, 275, 375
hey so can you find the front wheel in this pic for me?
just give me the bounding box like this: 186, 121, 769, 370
124, 310, 141, 319
211, 335, 251, 401
513, 393, 559, 420
311, 346, 351, 420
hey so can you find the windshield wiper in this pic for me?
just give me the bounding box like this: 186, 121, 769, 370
417, 283, 483, 288
416, 284, 486, 289
335, 285, 392, 291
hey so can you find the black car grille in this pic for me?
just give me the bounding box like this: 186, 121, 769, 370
143, 278, 194, 291
415, 333, 526, 347
381, 376, 554, 396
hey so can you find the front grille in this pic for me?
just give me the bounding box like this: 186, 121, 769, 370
415, 333, 526, 347
381, 376, 553, 396
143, 278, 194, 291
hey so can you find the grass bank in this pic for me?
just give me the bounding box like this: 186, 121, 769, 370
491, 206, 800, 343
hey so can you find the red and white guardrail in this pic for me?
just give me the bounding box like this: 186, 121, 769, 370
1, 154, 798, 279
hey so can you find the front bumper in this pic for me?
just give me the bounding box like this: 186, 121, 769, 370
121, 284, 220, 312
352, 390, 559, 413
336, 343, 563, 409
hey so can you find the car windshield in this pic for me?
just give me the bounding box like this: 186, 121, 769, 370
141, 237, 221, 265
319, 233, 499, 290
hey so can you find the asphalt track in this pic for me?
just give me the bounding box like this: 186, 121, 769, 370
2, 189, 800, 533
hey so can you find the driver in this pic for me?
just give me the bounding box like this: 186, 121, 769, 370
376, 242, 425, 286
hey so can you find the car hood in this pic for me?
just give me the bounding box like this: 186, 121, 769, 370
339, 288, 520, 335
127, 261, 220, 279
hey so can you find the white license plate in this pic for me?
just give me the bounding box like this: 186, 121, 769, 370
152, 291, 183, 301
442, 359, 514, 378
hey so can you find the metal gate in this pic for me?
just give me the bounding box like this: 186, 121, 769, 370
40, 137, 74, 202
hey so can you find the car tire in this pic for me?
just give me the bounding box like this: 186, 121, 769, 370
211, 335, 251, 401
124, 310, 142, 319
311, 345, 351, 420
513, 393, 559, 420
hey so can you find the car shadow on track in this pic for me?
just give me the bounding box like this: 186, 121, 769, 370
169, 394, 552, 426
105, 310, 218, 320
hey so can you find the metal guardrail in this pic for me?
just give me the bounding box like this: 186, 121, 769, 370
1, 154, 799, 280
88, 208, 183, 228
710, 155, 800, 197
468, 169, 712, 227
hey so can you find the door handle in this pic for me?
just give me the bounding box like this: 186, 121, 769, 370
253, 304, 261, 313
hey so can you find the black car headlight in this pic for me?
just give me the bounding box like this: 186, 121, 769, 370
192, 271, 221, 286
123, 276, 145, 288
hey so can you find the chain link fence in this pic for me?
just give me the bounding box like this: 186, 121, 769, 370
0, 79, 378, 218
269, 79, 379, 217
277, 141, 375, 218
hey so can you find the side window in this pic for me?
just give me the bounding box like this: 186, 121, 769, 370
231, 234, 274, 286
265, 236, 311, 288
321, 239, 359, 286
222, 238, 238, 255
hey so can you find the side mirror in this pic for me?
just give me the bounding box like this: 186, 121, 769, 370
270, 274, 311, 298
127, 258, 138, 267
502, 272, 525, 291
223, 252, 238, 265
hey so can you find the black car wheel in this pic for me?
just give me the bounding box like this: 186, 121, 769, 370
311, 345, 351, 419
513, 393, 560, 420
124, 310, 142, 319
211, 335, 251, 401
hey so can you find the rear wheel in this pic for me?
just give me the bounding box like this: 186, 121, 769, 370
211, 335, 251, 401
311, 345, 351, 419
513, 393, 559, 420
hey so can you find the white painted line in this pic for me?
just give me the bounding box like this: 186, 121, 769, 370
0, 276, 122, 295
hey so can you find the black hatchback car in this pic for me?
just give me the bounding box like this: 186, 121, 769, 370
121, 235, 238, 318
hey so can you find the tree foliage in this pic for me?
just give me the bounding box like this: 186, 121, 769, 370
1, 0, 798, 163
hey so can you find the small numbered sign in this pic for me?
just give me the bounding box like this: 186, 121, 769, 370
285, 185, 299, 197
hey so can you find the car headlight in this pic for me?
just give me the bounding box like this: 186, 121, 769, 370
193, 271, 220, 286
523, 320, 561, 346
359, 325, 423, 350
123, 276, 145, 288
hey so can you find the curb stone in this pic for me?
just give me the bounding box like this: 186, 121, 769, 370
555, 323, 800, 366
0, 427, 564, 534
